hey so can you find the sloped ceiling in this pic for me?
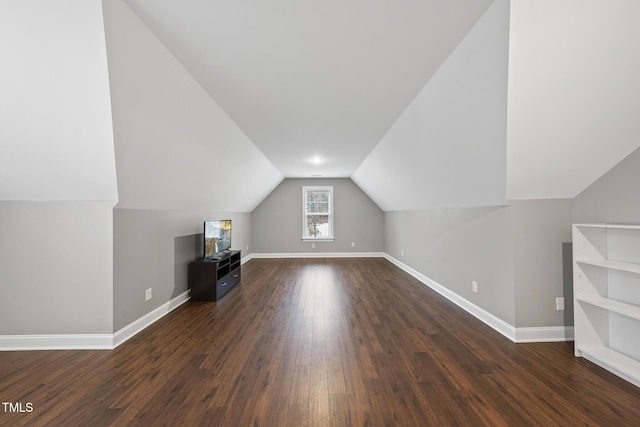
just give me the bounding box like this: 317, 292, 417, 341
123, 0, 494, 178
3, 1, 638, 210
507, 0, 640, 199
123, 0, 640, 209
0, 0, 117, 201
104, 0, 283, 212
353, 0, 509, 211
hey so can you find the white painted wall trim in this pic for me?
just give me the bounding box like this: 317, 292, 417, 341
383, 254, 517, 341
383, 254, 574, 344
1, 256, 572, 350
249, 252, 386, 259
0, 334, 114, 351
0, 290, 190, 351
514, 326, 574, 343
112, 290, 191, 348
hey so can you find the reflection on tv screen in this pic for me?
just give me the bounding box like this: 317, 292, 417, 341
204, 220, 231, 259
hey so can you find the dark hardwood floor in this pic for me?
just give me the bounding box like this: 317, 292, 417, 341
2, 257, 640, 426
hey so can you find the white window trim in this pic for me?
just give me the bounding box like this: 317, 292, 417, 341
302, 186, 334, 241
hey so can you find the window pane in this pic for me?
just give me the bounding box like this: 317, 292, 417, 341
306, 215, 330, 238
306, 191, 329, 213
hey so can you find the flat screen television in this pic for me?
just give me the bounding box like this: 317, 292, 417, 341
204, 220, 231, 259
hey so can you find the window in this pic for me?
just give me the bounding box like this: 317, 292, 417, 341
302, 186, 333, 240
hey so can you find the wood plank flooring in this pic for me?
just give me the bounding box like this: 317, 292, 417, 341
2, 257, 640, 426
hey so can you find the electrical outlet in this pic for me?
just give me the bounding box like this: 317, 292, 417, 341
312, 243, 316, 249
401, 250, 404, 256
246, 245, 249, 251
351, 242, 356, 248
472, 281, 478, 293
556, 297, 565, 311
145, 288, 152, 301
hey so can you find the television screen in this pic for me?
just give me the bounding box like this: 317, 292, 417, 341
204, 220, 231, 259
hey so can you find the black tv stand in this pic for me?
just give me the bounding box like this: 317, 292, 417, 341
189, 250, 241, 301
209, 250, 231, 260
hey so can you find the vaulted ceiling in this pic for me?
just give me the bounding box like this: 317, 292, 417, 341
123, 0, 494, 178
507, 0, 640, 200
119, 0, 640, 209
2, 0, 640, 211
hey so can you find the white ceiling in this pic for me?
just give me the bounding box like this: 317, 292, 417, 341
4, 0, 638, 207
507, 0, 640, 199
104, 0, 283, 211
353, 0, 509, 211
0, 0, 117, 201
124, 0, 494, 178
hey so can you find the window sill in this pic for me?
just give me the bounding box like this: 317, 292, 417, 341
302, 238, 335, 242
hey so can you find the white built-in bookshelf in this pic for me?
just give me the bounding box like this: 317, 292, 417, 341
573, 223, 640, 388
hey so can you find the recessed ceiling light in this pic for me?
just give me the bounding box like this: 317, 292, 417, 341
310, 156, 323, 165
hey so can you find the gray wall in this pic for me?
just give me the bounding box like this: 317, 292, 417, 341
384, 206, 516, 326
574, 146, 640, 224
511, 199, 573, 327
251, 178, 384, 254
113, 209, 251, 331
0, 201, 114, 335
104, 0, 261, 333
384, 200, 574, 329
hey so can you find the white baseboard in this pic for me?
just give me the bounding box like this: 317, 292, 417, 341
0, 290, 191, 351
383, 254, 574, 344
249, 252, 385, 259
0, 334, 114, 351
1, 254, 572, 350
112, 290, 191, 348
514, 326, 574, 343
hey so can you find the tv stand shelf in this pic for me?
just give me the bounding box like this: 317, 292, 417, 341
189, 250, 241, 301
